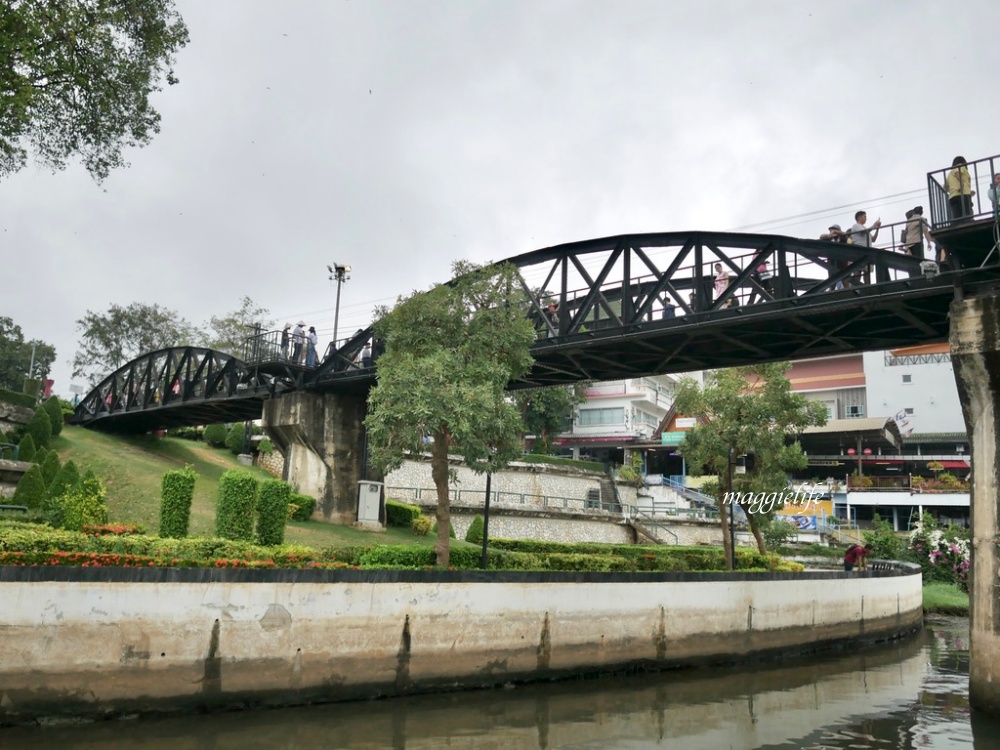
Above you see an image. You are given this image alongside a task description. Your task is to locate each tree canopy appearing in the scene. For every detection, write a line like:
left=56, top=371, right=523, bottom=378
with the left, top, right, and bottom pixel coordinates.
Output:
left=514, top=384, right=586, bottom=454
left=365, top=261, right=537, bottom=566
left=0, top=315, right=56, bottom=390
left=673, top=362, right=827, bottom=564
left=205, top=296, right=273, bottom=357
left=72, top=302, right=200, bottom=385
left=1, top=0, right=189, bottom=182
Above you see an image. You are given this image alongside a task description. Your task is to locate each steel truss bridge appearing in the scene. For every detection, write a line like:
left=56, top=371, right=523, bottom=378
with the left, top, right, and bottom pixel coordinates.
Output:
left=71, top=167, right=1000, bottom=434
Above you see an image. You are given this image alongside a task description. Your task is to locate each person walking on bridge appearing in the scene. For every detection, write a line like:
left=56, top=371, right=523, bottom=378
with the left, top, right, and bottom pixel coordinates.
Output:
left=947, top=156, right=974, bottom=221
left=905, top=206, right=934, bottom=260
left=291, top=321, right=305, bottom=364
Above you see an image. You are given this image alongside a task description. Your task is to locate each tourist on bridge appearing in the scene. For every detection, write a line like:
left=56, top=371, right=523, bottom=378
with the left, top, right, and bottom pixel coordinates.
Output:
left=306, top=326, right=318, bottom=367
left=820, top=224, right=850, bottom=289
left=848, top=211, right=880, bottom=247
left=713, top=263, right=730, bottom=301
left=280, top=323, right=291, bottom=360
left=362, top=342, right=373, bottom=368
left=988, top=173, right=1000, bottom=214
left=904, top=206, right=934, bottom=260
left=843, top=543, right=872, bottom=572
left=291, top=321, right=305, bottom=364
left=946, top=156, right=974, bottom=221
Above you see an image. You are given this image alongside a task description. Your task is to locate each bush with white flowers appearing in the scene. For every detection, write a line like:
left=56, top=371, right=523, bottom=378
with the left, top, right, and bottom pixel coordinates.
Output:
left=908, top=513, right=970, bottom=592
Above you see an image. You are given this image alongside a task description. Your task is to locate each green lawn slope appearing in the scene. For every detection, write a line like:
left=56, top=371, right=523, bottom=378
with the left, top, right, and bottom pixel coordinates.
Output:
left=52, top=425, right=448, bottom=549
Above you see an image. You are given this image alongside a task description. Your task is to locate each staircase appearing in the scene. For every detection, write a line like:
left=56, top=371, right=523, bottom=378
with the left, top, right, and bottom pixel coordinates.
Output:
left=599, top=474, right=621, bottom=512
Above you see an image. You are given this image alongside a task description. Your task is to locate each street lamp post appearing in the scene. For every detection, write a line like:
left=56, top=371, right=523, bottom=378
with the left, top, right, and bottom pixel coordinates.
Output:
left=327, top=263, right=351, bottom=349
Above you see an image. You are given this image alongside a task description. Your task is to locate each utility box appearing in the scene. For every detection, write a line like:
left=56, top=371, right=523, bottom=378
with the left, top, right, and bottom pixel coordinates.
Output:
left=356, top=480, right=385, bottom=529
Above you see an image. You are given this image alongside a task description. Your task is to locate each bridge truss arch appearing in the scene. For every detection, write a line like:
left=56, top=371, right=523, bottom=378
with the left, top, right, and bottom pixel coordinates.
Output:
left=70, top=347, right=289, bottom=431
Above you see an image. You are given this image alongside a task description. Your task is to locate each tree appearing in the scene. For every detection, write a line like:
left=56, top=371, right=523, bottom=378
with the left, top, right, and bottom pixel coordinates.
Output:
left=72, top=302, right=201, bottom=385
left=0, top=316, right=56, bottom=390
left=673, top=362, right=827, bottom=566
left=365, top=261, right=536, bottom=566
left=514, top=384, right=586, bottom=454
left=205, top=297, right=274, bottom=357
left=1, top=0, right=189, bottom=182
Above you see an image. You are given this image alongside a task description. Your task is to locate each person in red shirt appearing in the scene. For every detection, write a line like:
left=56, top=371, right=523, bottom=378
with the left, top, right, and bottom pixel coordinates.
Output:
left=844, top=544, right=873, bottom=572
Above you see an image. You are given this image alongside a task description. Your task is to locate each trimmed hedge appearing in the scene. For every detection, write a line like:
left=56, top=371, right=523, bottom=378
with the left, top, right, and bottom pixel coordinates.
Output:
left=159, top=466, right=197, bottom=539
left=59, top=475, right=109, bottom=531
left=257, top=479, right=291, bottom=546
left=386, top=499, right=422, bottom=527
left=289, top=493, right=316, bottom=521
left=215, top=469, right=258, bottom=541
left=411, top=516, right=431, bottom=535
left=0, top=387, right=35, bottom=409
left=42, top=397, right=64, bottom=437
left=13, top=464, right=47, bottom=509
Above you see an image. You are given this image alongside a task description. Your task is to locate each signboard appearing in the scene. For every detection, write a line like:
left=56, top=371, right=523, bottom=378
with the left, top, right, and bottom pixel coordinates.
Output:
left=661, top=431, right=687, bottom=446
left=675, top=417, right=697, bottom=428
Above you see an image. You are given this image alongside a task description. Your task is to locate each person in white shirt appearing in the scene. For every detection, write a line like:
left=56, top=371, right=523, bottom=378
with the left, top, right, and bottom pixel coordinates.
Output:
left=306, top=326, right=319, bottom=366
left=849, top=210, right=881, bottom=247
left=291, top=321, right=305, bottom=363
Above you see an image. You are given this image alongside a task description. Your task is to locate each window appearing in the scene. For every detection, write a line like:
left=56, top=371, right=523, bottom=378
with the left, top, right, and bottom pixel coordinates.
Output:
left=845, top=405, right=865, bottom=418
left=904, top=408, right=914, bottom=415
left=902, top=374, right=912, bottom=384
left=577, top=407, right=625, bottom=426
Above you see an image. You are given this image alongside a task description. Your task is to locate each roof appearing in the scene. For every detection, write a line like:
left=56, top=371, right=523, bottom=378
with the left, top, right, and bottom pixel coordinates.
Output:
left=801, top=417, right=895, bottom=434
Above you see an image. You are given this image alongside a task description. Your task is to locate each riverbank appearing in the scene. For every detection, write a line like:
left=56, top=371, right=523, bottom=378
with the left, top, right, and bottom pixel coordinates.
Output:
left=923, top=582, right=969, bottom=616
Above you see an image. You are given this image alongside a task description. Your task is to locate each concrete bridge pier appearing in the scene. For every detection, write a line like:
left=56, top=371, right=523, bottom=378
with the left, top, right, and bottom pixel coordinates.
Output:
left=950, top=294, right=1000, bottom=715
left=263, top=391, right=377, bottom=524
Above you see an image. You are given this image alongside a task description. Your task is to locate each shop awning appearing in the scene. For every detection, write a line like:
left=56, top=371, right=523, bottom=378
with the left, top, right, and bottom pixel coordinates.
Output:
left=937, top=460, right=970, bottom=469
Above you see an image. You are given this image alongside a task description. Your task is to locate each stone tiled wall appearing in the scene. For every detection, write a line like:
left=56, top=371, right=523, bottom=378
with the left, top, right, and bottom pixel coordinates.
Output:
left=255, top=449, right=284, bottom=479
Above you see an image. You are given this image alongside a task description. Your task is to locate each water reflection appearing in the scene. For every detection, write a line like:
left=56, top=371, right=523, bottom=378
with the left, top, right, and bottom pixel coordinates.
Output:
left=4, top=617, right=999, bottom=749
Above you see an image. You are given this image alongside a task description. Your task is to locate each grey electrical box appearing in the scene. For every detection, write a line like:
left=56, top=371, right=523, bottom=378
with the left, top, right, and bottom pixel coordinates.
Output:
left=357, top=481, right=384, bottom=523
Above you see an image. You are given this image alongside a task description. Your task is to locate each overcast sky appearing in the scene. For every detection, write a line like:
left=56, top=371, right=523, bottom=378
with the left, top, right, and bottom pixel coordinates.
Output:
left=4, top=0, right=1000, bottom=396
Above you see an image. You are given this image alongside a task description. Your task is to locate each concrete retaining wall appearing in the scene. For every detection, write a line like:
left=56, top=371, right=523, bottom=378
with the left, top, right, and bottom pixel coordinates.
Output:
left=0, top=565, right=923, bottom=724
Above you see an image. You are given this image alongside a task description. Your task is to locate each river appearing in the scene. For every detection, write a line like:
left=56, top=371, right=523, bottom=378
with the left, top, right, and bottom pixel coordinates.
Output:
left=3, top=616, right=997, bottom=749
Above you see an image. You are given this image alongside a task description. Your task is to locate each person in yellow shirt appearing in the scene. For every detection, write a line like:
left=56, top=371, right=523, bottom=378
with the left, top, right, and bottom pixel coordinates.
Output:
left=946, top=155, right=975, bottom=220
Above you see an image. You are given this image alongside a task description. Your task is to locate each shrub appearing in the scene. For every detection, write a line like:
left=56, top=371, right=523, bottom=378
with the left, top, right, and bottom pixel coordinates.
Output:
left=42, top=397, right=64, bottom=437
left=862, top=514, right=904, bottom=560
left=25, top=407, right=52, bottom=450
left=48, top=459, right=80, bottom=501
left=257, top=479, right=291, bottom=546
left=159, top=466, right=197, bottom=539
left=226, top=423, right=246, bottom=455
left=257, top=437, right=274, bottom=454
left=386, top=498, right=422, bottom=527
left=32, top=446, right=48, bottom=465
left=16, top=433, right=36, bottom=462
left=431, top=520, right=456, bottom=539
left=216, top=469, right=259, bottom=541
left=167, top=426, right=201, bottom=441
left=411, top=515, right=432, bottom=535
left=288, top=493, right=317, bottom=521
left=13, top=464, right=47, bottom=509
left=465, top=515, right=485, bottom=544
left=39, top=450, right=61, bottom=486
left=59, top=475, right=109, bottom=531
left=908, top=513, right=970, bottom=591
left=203, top=423, right=228, bottom=447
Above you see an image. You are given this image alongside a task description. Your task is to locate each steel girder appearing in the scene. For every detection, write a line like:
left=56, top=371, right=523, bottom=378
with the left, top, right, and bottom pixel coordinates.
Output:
left=69, top=347, right=290, bottom=431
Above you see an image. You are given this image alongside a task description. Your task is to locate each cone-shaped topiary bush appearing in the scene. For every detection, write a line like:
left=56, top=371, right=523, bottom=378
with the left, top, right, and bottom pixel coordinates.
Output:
left=48, top=459, right=80, bottom=500
left=25, top=407, right=52, bottom=451
left=32, top=446, right=48, bottom=465
left=256, top=479, right=291, bottom=546
left=13, top=464, right=47, bottom=509
left=465, top=515, right=485, bottom=544
left=216, top=469, right=258, bottom=541
left=160, top=466, right=197, bottom=538
left=42, top=396, right=64, bottom=437
left=39, top=449, right=61, bottom=486
left=17, top=433, right=36, bottom=462
left=226, top=423, right=245, bottom=455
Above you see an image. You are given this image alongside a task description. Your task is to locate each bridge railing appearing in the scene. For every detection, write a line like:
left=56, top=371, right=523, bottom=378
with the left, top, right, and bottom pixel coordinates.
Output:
left=0, top=443, right=19, bottom=461
left=529, top=241, right=927, bottom=340
left=926, top=153, right=1000, bottom=227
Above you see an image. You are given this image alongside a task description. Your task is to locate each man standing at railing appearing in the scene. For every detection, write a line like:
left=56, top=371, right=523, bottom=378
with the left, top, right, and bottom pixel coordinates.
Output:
left=843, top=543, right=872, bottom=572
left=849, top=211, right=881, bottom=248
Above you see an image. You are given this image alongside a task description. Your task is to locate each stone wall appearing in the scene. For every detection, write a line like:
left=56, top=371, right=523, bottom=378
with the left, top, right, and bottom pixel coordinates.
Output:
left=254, top=448, right=284, bottom=479
left=0, top=565, right=924, bottom=724
left=0, top=400, right=32, bottom=437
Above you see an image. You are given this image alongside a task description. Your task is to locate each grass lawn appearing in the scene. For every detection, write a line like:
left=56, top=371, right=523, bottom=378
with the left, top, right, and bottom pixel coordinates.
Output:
left=52, top=425, right=454, bottom=549
left=923, top=582, right=969, bottom=616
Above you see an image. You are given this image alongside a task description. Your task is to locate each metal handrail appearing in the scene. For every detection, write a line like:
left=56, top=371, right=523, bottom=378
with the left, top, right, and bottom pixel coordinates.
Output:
left=386, top=486, right=621, bottom=514
left=622, top=504, right=679, bottom=545
left=0, top=443, right=19, bottom=461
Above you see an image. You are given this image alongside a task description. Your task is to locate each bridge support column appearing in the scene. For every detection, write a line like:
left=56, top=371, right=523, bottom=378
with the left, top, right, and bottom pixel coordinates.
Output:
left=263, top=391, right=377, bottom=525
left=951, top=294, right=1000, bottom=715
